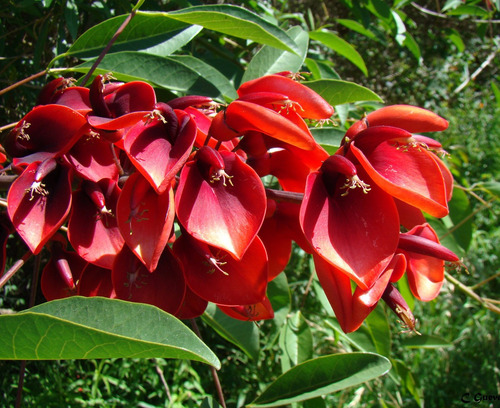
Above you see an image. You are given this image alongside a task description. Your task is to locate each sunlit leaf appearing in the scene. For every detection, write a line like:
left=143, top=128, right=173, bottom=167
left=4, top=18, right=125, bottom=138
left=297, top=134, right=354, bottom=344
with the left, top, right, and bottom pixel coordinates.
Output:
left=304, top=79, right=383, bottom=106
left=249, top=352, right=391, bottom=407
left=401, top=334, right=452, bottom=349
left=0, top=297, right=219, bottom=367
left=309, top=30, right=368, bottom=76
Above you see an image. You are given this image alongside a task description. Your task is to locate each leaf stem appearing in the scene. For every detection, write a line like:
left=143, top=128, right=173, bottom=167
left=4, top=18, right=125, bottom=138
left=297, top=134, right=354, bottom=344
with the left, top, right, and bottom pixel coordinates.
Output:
left=0, top=251, right=32, bottom=291
left=0, top=70, right=47, bottom=97
left=190, top=319, right=226, bottom=408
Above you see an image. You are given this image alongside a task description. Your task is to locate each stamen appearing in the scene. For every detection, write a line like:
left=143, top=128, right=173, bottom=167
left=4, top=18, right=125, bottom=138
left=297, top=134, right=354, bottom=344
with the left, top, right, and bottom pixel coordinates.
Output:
left=144, top=109, right=167, bottom=125
left=16, top=121, right=31, bottom=141
left=340, top=175, right=371, bottom=196
left=210, top=169, right=234, bottom=186
left=314, top=118, right=336, bottom=128
left=25, top=181, right=49, bottom=201
left=395, top=305, right=421, bottom=335
left=207, top=256, right=229, bottom=275
left=277, top=99, right=304, bottom=114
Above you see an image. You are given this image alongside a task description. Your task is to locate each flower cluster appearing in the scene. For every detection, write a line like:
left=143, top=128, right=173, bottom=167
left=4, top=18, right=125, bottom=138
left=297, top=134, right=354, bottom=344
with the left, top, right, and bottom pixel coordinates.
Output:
left=1, top=73, right=459, bottom=331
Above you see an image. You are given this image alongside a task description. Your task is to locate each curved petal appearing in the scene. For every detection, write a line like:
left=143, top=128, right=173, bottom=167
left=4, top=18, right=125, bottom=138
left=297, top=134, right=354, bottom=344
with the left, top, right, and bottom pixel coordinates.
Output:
left=350, top=141, right=449, bottom=217
left=78, top=264, right=116, bottom=298
left=173, top=234, right=268, bottom=306
left=7, top=162, right=72, bottom=254
left=218, top=295, right=274, bottom=321
left=112, top=245, right=186, bottom=315
left=300, top=168, right=399, bottom=290
left=175, top=151, right=266, bottom=260
left=116, top=173, right=175, bottom=272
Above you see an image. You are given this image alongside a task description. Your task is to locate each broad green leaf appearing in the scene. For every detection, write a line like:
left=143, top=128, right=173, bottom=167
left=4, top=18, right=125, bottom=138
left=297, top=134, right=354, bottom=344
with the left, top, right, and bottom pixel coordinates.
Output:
left=448, top=187, right=473, bottom=251
left=69, top=52, right=231, bottom=100
left=249, top=352, right=391, bottom=407
left=367, top=0, right=393, bottom=21
left=492, top=82, right=500, bottom=108
left=365, top=305, right=392, bottom=357
left=477, top=180, right=500, bottom=199
left=397, top=275, right=415, bottom=311
left=168, top=5, right=301, bottom=54
left=61, top=12, right=191, bottom=59
left=279, top=311, right=313, bottom=372
left=446, top=5, right=490, bottom=17
left=403, top=32, right=421, bottom=62
left=202, top=303, right=260, bottom=360
left=267, top=272, right=291, bottom=340
left=304, top=79, right=383, bottom=106
left=304, top=59, right=341, bottom=80
left=442, top=0, right=463, bottom=12
left=0, top=297, right=219, bottom=367
left=401, top=334, right=452, bottom=349
left=242, top=25, right=309, bottom=83
left=168, top=55, right=238, bottom=100
left=309, top=30, right=368, bottom=76
left=392, top=359, right=423, bottom=407
left=445, top=28, right=465, bottom=53
left=310, top=127, right=344, bottom=154
left=140, top=25, right=203, bottom=57
left=336, top=19, right=378, bottom=41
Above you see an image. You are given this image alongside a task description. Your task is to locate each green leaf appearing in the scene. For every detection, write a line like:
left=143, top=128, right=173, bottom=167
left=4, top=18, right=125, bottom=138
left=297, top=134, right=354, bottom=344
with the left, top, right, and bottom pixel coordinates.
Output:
left=477, top=180, right=500, bottom=199
left=336, top=19, right=378, bottom=41
left=69, top=52, right=233, bottom=100
left=279, top=311, right=313, bottom=372
left=401, top=334, right=452, bottom=349
left=242, top=25, right=309, bottom=83
left=446, top=5, right=490, bottom=17
left=249, top=352, right=391, bottom=407
left=309, top=30, right=368, bottom=76
left=0, top=297, right=219, bottom=367
left=304, top=79, right=383, bottom=106
left=310, top=127, right=345, bottom=154
left=492, top=82, right=500, bottom=108
left=168, top=5, right=301, bottom=54
left=448, top=187, right=473, bottom=251
left=61, top=12, right=191, bottom=59
left=392, top=359, right=423, bottom=406
left=442, top=0, right=463, bottom=12
left=403, top=32, right=421, bottom=62
left=267, top=272, right=291, bottom=336
left=202, top=303, right=260, bottom=360
left=365, top=305, right=392, bottom=357
left=445, top=28, right=465, bottom=53
left=140, top=25, right=203, bottom=57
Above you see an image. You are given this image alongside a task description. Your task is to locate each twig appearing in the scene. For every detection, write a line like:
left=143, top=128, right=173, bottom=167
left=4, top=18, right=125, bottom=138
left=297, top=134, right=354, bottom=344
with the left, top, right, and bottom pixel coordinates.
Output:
left=80, top=6, right=140, bottom=86
left=453, top=47, right=500, bottom=94
left=0, top=70, right=47, bottom=97
left=265, top=188, right=304, bottom=204
left=154, top=359, right=172, bottom=402
left=471, top=271, right=500, bottom=290
left=0, top=251, right=32, bottom=290
left=15, top=253, right=42, bottom=408
left=190, top=319, right=226, bottom=408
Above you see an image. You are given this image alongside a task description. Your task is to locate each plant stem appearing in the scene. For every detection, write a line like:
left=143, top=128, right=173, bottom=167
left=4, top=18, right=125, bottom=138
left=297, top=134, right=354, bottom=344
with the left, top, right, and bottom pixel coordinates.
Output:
left=0, top=251, right=32, bottom=290
left=265, top=188, right=304, bottom=204
left=0, top=70, right=47, bottom=97
left=190, top=319, right=226, bottom=408
left=80, top=8, right=139, bottom=86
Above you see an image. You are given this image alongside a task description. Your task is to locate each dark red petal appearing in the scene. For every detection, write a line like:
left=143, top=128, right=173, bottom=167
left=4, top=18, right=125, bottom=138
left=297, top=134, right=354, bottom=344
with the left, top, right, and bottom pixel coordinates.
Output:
left=175, top=151, right=266, bottom=260
left=116, top=173, right=175, bottom=271
left=68, top=180, right=124, bottom=269
left=7, top=163, right=72, bottom=254
left=225, top=101, right=317, bottom=151
left=4, top=105, right=87, bottom=161
left=175, top=286, right=208, bottom=319
left=78, top=264, right=116, bottom=298
left=124, top=110, right=197, bottom=193
left=218, top=295, right=274, bottom=321
left=41, top=248, right=87, bottom=301
left=64, top=135, right=119, bottom=183
left=112, top=245, right=186, bottom=315
left=107, top=81, right=156, bottom=116
left=173, top=234, right=268, bottom=306
left=300, top=168, right=399, bottom=290
left=237, top=75, right=334, bottom=120
left=350, top=141, right=449, bottom=217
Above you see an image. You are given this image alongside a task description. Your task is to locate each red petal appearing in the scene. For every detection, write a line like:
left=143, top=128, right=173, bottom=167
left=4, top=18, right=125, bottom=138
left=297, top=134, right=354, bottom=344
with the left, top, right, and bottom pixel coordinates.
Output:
left=124, top=110, right=196, bottom=193
left=300, top=168, right=399, bottom=290
left=68, top=180, right=124, bottom=269
left=366, top=105, right=448, bottom=133
left=116, top=173, right=175, bottom=271
left=78, top=264, right=116, bottom=298
left=218, top=295, right=274, bottom=321
left=7, top=163, right=72, bottom=254
left=350, top=141, right=449, bottom=217
left=175, top=151, right=266, bottom=260
left=112, top=245, right=186, bottom=314
left=173, top=234, right=268, bottom=306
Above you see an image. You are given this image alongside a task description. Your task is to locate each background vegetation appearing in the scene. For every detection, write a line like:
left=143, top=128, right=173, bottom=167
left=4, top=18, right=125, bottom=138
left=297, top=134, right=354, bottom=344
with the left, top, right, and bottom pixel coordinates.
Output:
left=1, top=0, right=499, bottom=407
